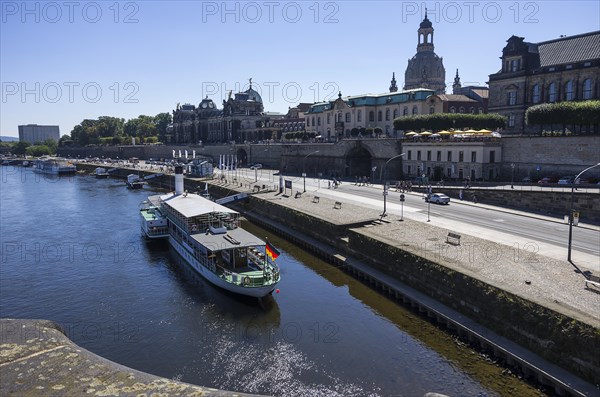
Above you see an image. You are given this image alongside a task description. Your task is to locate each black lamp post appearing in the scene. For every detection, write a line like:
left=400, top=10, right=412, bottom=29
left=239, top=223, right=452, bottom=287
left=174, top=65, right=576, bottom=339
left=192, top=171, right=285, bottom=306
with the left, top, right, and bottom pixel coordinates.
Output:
left=381, top=153, right=405, bottom=217
left=568, top=162, right=600, bottom=262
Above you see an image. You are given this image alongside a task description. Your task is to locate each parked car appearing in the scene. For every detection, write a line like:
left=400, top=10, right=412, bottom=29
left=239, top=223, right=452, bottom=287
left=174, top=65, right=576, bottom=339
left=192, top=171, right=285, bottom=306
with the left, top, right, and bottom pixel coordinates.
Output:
left=250, top=163, right=263, bottom=169
left=522, top=176, right=532, bottom=183
left=557, top=176, right=574, bottom=184
left=425, top=193, right=451, bottom=205
left=537, top=176, right=559, bottom=184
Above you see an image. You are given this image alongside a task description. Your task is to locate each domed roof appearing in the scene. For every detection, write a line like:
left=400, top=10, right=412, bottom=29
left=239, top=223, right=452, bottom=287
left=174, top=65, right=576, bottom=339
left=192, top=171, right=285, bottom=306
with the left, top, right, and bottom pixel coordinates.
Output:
left=420, top=16, right=432, bottom=29
left=199, top=96, right=216, bottom=110
left=244, top=86, right=262, bottom=103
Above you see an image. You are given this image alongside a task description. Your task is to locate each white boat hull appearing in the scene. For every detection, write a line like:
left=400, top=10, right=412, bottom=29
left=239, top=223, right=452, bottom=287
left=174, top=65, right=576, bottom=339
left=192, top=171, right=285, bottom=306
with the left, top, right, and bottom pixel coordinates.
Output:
left=169, top=236, right=277, bottom=298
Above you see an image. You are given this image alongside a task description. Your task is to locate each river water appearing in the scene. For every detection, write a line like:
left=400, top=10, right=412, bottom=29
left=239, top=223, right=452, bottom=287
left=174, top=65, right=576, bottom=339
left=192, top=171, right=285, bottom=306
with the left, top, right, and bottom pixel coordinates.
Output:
left=0, top=168, right=543, bottom=396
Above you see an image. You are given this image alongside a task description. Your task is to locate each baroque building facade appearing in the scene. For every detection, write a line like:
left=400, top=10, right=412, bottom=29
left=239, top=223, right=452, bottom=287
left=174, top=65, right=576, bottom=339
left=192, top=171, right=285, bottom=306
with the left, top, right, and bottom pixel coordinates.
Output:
left=488, top=31, right=600, bottom=134
left=168, top=81, right=273, bottom=144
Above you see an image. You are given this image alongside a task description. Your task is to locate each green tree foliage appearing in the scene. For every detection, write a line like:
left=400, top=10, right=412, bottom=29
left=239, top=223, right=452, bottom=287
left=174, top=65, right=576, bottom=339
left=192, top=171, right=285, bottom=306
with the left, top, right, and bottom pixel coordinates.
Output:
left=154, top=112, right=172, bottom=142
left=25, top=145, right=52, bottom=156
left=393, top=113, right=506, bottom=131
left=11, top=141, right=30, bottom=155
left=68, top=113, right=171, bottom=146
left=525, top=100, right=600, bottom=135
left=58, top=135, right=73, bottom=147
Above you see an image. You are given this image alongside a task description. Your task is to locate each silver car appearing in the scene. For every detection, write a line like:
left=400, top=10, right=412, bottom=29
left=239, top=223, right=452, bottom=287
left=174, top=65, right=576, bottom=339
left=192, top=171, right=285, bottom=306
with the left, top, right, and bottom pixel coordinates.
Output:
left=426, top=193, right=451, bottom=205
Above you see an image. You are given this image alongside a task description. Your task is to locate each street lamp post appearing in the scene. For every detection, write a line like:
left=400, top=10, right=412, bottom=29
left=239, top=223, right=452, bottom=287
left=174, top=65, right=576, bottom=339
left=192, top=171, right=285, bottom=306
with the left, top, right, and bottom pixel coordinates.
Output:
left=510, top=163, right=515, bottom=189
left=303, top=150, right=319, bottom=192
left=381, top=153, right=406, bottom=217
left=568, top=162, right=600, bottom=262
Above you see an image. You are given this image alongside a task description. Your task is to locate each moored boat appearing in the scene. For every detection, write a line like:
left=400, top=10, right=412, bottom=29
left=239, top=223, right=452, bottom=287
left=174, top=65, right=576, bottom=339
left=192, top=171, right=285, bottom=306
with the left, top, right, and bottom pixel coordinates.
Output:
left=33, top=157, right=76, bottom=175
left=126, top=174, right=145, bottom=189
left=140, top=166, right=280, bottom=298
left=94, top=167, right=109, bottom=179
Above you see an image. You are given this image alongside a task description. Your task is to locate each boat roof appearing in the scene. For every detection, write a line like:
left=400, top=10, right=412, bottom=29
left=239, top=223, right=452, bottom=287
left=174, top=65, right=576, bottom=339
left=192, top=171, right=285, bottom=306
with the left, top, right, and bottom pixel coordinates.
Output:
left=192, top=227, right=265, bottom=251
left=160, top=192, right=238, bottom=218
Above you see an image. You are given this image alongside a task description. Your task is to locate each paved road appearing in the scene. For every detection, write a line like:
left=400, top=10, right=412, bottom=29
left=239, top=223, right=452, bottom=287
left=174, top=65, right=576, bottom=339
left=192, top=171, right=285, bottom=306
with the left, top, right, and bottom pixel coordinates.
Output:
left=238, top=168, right=599, bottom=272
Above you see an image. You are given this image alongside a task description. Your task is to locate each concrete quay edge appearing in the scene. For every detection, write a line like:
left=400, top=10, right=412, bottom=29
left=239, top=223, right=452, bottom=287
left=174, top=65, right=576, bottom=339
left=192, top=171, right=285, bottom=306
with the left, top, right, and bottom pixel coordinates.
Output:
left=0, top=318, right=267, bottom=397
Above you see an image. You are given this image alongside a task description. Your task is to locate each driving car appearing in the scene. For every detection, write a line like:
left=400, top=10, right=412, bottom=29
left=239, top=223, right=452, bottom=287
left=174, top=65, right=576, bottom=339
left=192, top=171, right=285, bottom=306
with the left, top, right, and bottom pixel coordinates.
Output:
left=557, top=176, right=574, bottom=184
left=537, top=176, right=559, bottom=184
left=425, top=193, right=451, bottom=204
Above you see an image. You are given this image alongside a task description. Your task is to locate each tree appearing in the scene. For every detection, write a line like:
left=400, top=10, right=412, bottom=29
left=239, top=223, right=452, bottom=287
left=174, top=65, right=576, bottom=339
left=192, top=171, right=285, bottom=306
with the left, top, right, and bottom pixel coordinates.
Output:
left=526, top=100, right=600, bottom=135
left=26, top=145, right=52, bottom=156
left=12, top=141, right=30, bottom=155
left=58, top=134, right=73, bottom=147
left=393, top=113, right=506, bottom=132
left=154, top=112, right=172, bottom=142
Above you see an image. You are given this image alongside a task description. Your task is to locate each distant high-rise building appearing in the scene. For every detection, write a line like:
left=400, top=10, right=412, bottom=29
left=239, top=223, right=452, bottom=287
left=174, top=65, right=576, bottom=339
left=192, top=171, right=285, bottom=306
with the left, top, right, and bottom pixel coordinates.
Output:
left=18, top=124, right=60, bottom=144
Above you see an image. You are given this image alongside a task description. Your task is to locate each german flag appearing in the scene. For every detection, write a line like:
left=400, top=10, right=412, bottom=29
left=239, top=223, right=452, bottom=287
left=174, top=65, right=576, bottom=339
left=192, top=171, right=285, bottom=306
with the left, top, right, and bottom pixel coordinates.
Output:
left=265, top=241, right=280, bottom=261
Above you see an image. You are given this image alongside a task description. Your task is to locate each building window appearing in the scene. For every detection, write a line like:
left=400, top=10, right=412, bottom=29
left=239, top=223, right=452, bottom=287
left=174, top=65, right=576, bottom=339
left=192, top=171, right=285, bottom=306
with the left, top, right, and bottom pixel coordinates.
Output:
left=393, top=109, right=398, bottom=118
left=490, top=151, right=496, bottom=163
left=479, top=107, right=483, bottom=113
left=447, top=151, right=452, bottom=162
left=565, top=80, right=574, bottom=101
left=471, top=151, right=477, bottom=162
left=429, top=107, right=435, bottom=114
left=437, top=151, right=441, bottom=161
left=357, top=110, right=362, bottom=122
left=459, top=106, right=465, bottom=113
left=412, top=106, right=418, bottom=115
left=369, top=111, right=375, bottom=122
left=378, top=111, right=382, bottom=121
left=507, top=91, right=517, bottom=105
left=417, top=151, right=421, bottom=160
left=510, top=59, right=519, bottom=72
left=508, top=113, right=515, bottom=127
left=403, top=107, right=409, bottom=116
left=345, top=112, right=351, bottom=123
left=385, top=109, right=390, bottom=121
left=470, top=107, right=475, bottom=114
left=427, top=151, right=431, bottom=161
left=548, top=82, right=557, bottom=102
left=317, top=116, right=321, bottom=126
left=532, top=84, right=540, bottom=104
left=327, top=113, right=331, bottom=124
left=450, top=106, right=456, bottom=113
left=458, top=151, right=464, bottom=162
left=407, top=150, right=412, bottom=160
left=583, top=79, right=593, bottom=99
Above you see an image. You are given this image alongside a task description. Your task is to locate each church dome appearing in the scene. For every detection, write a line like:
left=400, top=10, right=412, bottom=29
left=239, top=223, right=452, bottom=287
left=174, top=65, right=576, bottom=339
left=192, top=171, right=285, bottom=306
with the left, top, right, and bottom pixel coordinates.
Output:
left=420, top=16, right=432, bottom=29
left=244, top=87, right=263, bottom=103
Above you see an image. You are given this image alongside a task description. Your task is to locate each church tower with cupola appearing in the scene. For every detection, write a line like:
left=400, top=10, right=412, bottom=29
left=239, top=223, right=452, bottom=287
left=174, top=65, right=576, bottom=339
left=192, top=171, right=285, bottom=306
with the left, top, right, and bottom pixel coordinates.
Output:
left=403, top=10, right=446, bottom=94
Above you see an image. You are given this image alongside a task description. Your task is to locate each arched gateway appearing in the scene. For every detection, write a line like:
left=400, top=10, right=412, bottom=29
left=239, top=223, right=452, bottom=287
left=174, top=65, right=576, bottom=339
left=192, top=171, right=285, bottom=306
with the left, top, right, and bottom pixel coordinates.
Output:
left=344, top=145, right=373, bottom=178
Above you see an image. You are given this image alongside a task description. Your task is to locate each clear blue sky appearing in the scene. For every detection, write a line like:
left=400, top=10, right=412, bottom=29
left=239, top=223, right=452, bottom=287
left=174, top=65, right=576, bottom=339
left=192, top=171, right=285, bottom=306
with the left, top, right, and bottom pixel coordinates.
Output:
left=1, top=1, right=599, bottom=138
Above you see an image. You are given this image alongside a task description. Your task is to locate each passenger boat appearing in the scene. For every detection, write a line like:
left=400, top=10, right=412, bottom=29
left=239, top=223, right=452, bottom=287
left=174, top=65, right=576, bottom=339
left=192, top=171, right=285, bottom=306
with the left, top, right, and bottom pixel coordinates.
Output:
left=140, top=166, right=280, bottom=298
left=126, top=174, right=145, bottom=189
left=94, top=167, right=109, bottom=179
left=33, top=157, right=76, bottom=175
